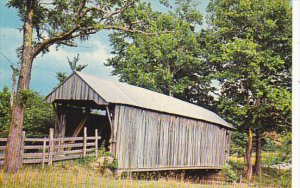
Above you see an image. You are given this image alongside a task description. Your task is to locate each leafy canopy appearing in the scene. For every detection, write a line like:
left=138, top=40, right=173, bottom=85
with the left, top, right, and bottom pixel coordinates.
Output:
left=7, top=0, right=154, bottom=59
left=106, top=0, right=215, bottom=108
left=206, top=0, right=291, bottom=132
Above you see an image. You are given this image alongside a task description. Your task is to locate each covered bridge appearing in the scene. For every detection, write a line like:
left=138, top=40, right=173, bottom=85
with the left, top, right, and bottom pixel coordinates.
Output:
left=45, top=71, right=234, bottom=171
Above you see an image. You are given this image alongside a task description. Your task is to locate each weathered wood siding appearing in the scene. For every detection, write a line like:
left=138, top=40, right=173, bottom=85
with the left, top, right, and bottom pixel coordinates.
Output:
left=114, top=105, right=229, bottom=170
left=45, top=74, right=107, bottom=105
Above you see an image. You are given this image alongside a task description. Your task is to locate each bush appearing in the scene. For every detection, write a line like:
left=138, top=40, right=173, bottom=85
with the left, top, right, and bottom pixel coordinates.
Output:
left=221, top=164, right=237, bottom=183
left=95, top=141, right=118, bottom=172
left=100, top=151, right=118, bottom=171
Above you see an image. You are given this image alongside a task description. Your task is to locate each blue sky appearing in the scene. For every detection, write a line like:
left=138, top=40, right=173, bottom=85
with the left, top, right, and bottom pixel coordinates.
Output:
left=0, top=0, right=209, bottom=96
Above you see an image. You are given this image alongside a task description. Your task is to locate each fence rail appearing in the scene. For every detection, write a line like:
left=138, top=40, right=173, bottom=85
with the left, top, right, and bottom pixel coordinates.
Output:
left=0, top=127, right=101, bottom=167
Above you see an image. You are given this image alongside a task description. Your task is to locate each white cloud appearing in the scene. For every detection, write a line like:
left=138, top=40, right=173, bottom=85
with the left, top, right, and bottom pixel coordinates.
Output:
left=0, top=28, right=118, bottom=95
left=31, top=34, right=118, bottom=95
left=34, top=36, right=114, bottom=72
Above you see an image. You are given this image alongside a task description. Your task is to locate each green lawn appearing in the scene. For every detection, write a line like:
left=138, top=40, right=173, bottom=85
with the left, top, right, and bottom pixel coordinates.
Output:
left=0, top=166, right=253, bottom=188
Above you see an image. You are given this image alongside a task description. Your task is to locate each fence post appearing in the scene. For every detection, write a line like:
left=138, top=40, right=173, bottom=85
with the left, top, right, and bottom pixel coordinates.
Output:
left=83, top=127, right=87, bottom=157
left=20, top=131, right=26, bottom=167
left=42, top=137, right=47, bottom=169
left=95, top=129, right=98, bottom=158
left=48, top=128, right=54, bottom=166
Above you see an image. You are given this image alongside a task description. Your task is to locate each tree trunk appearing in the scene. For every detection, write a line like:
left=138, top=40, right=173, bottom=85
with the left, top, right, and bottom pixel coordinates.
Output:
left=246, top=127, right=253, bottom=183
left=255, top=130, right=262, bottom=179
left=4, top=1, right=34, bottom=173
left=10, top=71, right=16, bottom=109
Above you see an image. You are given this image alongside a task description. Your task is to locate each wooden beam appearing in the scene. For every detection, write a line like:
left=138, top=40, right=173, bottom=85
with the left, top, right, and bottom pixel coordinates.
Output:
left=119, top=166, right=222, bottom=172
left=48, top=129, right=54, bottom=166
left=59, top=114, right=66, bottom=138
left=72, top=116, right=88, bottom=138
left=83, top=127, right=87, bottom=157
left=52, top=103, right=59, bottom=137
left=106, top=106, right=115, bottom=154
left=106, top=106, right=113, bottom=131
left=112, top=105, right=119, bottom=157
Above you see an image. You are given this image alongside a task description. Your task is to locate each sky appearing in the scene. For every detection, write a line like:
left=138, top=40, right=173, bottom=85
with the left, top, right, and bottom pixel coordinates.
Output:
left=0, top=0, right=209, bottom=96
left=0, top=1, right=118, bottom=95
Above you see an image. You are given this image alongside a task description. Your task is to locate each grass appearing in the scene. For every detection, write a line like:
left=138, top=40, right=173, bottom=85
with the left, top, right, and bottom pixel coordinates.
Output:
left=0, top=167, right=232, bottom=188
left=0, top=164, right=257, bottom=188
left=227, top=158, right=291, bottom=188
left=0, top=166, right=290, bottom=188
left=0, top=158, right=291, bottom=188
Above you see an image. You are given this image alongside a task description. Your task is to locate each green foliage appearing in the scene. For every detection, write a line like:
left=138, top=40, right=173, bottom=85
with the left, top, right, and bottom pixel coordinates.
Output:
left=278, top=132, right=291, bottom=163
left=206, top=0, right=291, bottom=179
left=98, top=141, right=118, bottom=171
left=56, top=54, right=87, bottom=84
left=55, top=72, right=68, bottom=84
left=206, top=0, right=291, bottom=136
left=229, top=158, right=291, bottom=186
left=0, top=86, right=11, bottom=137
left=23, top=92, right=54, bottom=138
left=106, top=1, right=215, bottom=108
left=102, top=152, right=118, bottom=171
left=221, top=164, right=237, bottom=183
left=262, top=154, right=280, bottom=167
left=74, top=156, right=95, bottom=165
left=20, top=89, right=36, bottom=106
left=0, top=86, right=54, bottom=138
left=230, top=132, right=247, bottom=157
left=262, top=132, right=291, bottom=166
left=68, top=54, right=87, bottom=72
left=7, top=0, right=161, bottom=59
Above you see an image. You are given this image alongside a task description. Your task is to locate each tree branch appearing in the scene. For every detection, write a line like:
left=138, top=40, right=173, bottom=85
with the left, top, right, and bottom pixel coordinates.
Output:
left=33, top=26, right=79, bottom=57
left=32, top=1, right=157, bottom=58
left=77, top=0, right=87, bottom=19
left=103, top=25, right=153, bottom=35
left=106, top=1, right=134, bottom=19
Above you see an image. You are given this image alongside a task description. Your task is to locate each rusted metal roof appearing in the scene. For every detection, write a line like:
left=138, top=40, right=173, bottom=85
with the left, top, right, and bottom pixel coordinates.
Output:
left=45, top=72, right=234, bottom=129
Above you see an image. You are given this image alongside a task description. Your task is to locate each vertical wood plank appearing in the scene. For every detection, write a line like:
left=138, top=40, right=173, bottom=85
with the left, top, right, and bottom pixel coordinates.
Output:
left=48, top=128, right=54, bottom=166
left=20, top=131, right=26, bottom=166
left=112, top=105, right=120, bottom=157
left=115, top=105, right=230, bottom=170
left=42, top=137, right=47, bottom=169
left=83, top=127, right=87, bottom=157
left=95, top=129, right=98, bottom=158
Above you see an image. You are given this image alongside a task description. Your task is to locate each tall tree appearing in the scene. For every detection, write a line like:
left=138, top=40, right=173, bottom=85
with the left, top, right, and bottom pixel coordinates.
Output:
left=106, top=1, right=215, bottom=108
left=56, top=54, right=87, bottom=84
left=68, top=54, right=87, bottom=72
left=206, top=0, right=291, bottom=181
left=55, top=72, right=68, bottom=84
left=5, top=0, right=153, bottom=173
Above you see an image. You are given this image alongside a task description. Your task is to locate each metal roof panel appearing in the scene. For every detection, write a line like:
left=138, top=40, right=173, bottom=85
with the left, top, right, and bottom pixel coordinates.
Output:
left=75, top=72, right=233, bottom=129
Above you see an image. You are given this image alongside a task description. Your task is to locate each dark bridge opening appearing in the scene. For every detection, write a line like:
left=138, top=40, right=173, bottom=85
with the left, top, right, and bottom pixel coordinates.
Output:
left=53, top=100, right=112, bottom=150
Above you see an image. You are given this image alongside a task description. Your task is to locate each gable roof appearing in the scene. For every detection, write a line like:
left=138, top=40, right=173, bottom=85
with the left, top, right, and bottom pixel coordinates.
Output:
left=45, top=71, right=234, bottom=129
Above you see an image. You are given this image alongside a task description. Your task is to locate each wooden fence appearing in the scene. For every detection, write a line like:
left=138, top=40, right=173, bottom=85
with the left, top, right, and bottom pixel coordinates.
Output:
left=0, top=127, right=101, bottom=167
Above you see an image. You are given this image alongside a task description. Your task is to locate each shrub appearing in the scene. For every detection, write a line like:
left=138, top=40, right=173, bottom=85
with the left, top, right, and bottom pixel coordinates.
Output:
left=101, top=151, right=118, bottom=171
left=221, top=164, right=237, bottom=183
left=95, top=141, right=118, bottom=172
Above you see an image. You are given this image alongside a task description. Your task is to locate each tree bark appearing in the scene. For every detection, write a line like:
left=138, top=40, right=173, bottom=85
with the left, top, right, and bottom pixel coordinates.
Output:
left=10, top=71, right=16, bottom=110
left=246, top=127, right=253, bottom=183
left=4, top=0, right=34, bottom=173
left=255, top=130, right=262, bottom=179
